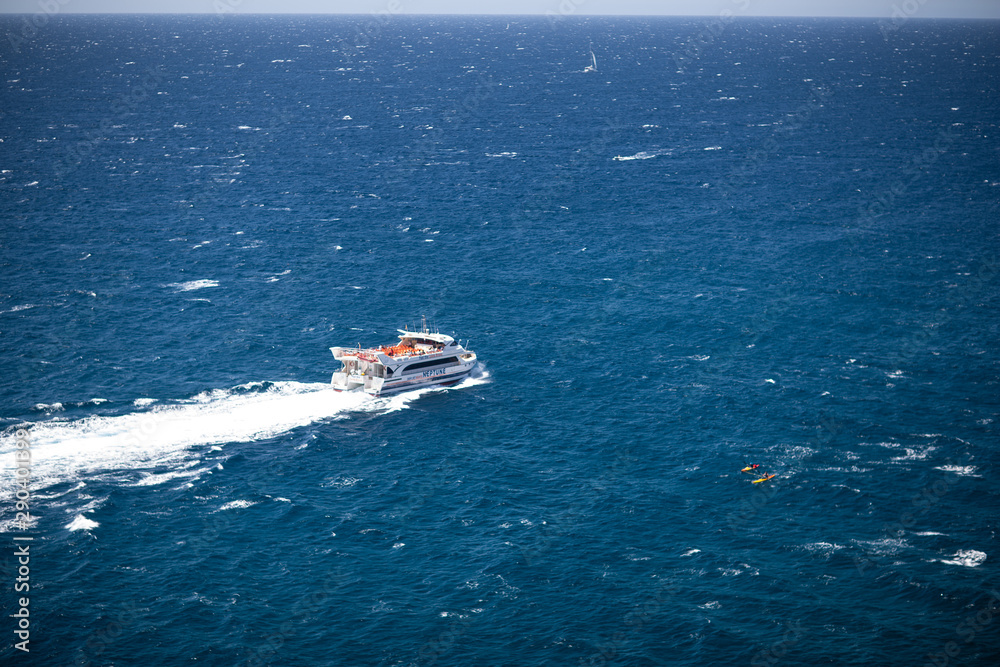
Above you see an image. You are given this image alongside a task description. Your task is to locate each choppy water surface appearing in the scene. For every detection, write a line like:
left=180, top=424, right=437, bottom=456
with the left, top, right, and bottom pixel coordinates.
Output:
left=0, top=14, right=998, bottom=666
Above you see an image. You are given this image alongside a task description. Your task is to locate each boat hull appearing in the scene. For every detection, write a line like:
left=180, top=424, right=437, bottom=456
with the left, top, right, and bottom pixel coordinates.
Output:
left=332, top=361, right=477, bottom=397
left=372, top=364, right=475, bottom=396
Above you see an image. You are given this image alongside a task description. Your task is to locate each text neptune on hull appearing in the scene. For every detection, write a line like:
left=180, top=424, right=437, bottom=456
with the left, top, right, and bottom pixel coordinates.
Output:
left=330, top=320, right=478, bottom=397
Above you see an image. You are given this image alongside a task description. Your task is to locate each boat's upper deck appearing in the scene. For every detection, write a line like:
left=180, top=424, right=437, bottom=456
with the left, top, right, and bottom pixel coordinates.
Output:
left=343, top=336, right=451, bottom=363
left=376, top=339, right=444, bottom=359
left=332, top=321, right=461, bottom=364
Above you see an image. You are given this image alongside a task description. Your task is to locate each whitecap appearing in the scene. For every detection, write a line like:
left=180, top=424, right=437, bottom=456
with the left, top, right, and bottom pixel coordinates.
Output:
left=801, top=542, right=846, bottom=554
left=891, top=446, right=935, bottom=462
left=34, top=481, right=87, bottom=500
left=324, top=476, right=361, bottom=489
left=167, top=279, right=219, bottom=292
left=66, top=515, right=99, bottom=531
left=854, top=537, right=908, bottom=555
left=937, top=550, right=986, bottom=567
left=0, top=304, right=37, bottom=315
left=613, top=149, right=670, bottom=161
left=78, top=496, right=107, bottom=514
left=216, top=500, right=258, bottom=512
left=125, top=465, right=210, bottom=487
left=934, top=465, right=979, bottom=477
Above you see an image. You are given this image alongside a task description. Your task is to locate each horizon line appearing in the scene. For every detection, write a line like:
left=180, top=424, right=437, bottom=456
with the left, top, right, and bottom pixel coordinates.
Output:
left=0, top=11, right=998, bottom=19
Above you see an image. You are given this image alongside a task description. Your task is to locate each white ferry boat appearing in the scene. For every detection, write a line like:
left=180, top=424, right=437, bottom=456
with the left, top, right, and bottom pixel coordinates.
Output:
left=330, top=320, right=478, bottom=397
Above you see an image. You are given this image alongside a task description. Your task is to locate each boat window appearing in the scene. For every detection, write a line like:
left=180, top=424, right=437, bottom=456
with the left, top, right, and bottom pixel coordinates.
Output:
left=401, top=356, right=458, bottom=373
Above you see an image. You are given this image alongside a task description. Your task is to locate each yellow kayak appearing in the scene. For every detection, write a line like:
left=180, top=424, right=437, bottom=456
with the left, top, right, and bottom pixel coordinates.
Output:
left=752, top=474, right=776, bottom=484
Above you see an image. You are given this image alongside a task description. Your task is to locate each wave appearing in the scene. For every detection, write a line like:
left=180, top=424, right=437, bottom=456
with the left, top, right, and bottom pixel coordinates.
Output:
left=0, top=304, right=38, bottom=315
left=933, top=464, right=980, bottom=477
left=215, top=500, right=259, bottom=512
left=166, top=279, right=219, bottom=292
left=66, top=515, right=100, bottom=531
left=853, top=537, right=910, bottom=556
left=935, top=549, right=987, bottom=568
left=890, top=446, right=936, bottom=462
left=799, top=542, right=846, bottom=558
left=613, top=149, right=672, bottom=161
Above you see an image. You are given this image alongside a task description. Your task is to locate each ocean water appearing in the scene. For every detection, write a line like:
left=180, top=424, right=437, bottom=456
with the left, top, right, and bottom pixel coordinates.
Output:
left=1, top=13, right=998, bottom=666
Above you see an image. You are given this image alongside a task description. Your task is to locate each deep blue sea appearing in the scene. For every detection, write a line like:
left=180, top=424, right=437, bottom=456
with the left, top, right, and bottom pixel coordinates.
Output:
left=1, top=13, right=999, bottom=666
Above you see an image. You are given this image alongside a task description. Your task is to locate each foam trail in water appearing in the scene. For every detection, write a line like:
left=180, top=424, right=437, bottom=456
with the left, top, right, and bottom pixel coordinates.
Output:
left=0, top=382, right=369, bottom=494
left=457, top=367, right=491, bottom=389
left=1, top=372, right=491, bottom=501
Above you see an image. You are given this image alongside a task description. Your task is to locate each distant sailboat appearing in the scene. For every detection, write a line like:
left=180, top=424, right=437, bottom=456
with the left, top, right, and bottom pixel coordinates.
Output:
left=584, top=49, right=597, bottom=72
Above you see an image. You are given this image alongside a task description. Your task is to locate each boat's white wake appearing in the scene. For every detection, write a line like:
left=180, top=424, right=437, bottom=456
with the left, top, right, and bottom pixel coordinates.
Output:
left=0, top=371, right=490, bottom=506
left=0, top=382, right=361, bottom=495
